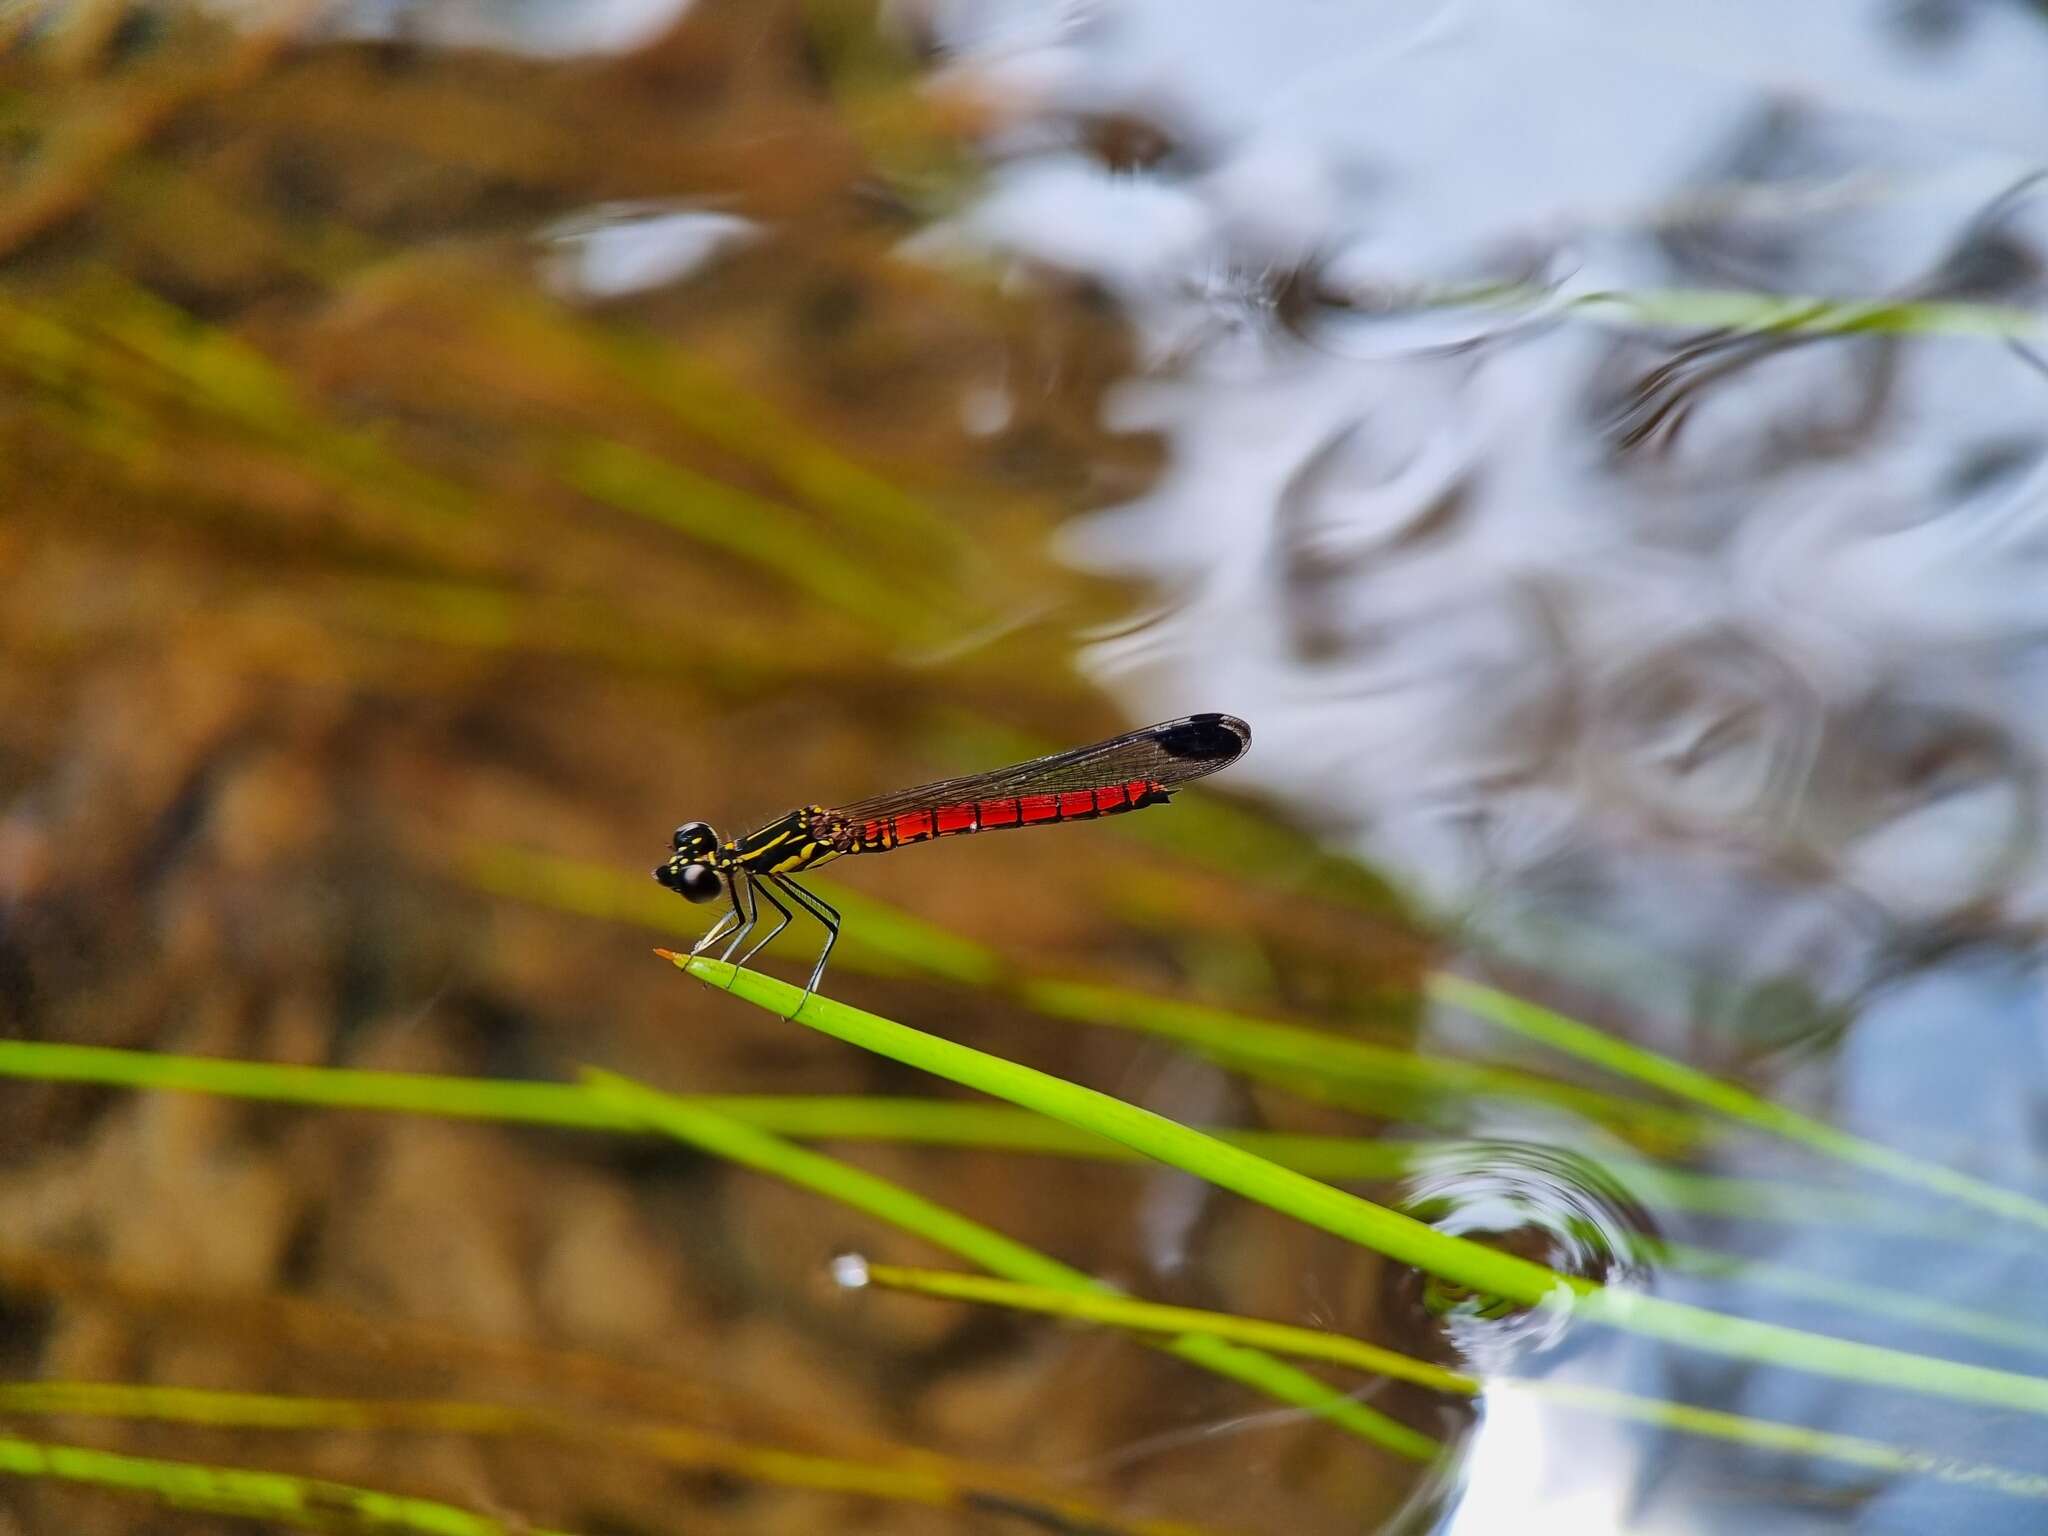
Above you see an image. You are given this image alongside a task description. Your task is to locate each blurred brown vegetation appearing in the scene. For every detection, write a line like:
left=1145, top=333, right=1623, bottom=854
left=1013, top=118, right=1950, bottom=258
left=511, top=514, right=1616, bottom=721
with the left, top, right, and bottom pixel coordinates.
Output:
left=0, top=4, right=1425, bottom=1532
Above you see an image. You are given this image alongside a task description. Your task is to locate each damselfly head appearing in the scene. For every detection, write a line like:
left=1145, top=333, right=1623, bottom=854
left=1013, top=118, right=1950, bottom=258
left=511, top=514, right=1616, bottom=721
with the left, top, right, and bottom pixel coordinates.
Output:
left=655, top=858, right=723, bottom=903
left=657, top=822, right=723, bottom=902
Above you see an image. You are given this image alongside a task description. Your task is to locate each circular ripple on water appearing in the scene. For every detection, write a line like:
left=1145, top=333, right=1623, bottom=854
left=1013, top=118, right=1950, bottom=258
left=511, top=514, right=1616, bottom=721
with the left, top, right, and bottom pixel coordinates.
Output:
left=1383, top=1140, right=1661, bottom=1371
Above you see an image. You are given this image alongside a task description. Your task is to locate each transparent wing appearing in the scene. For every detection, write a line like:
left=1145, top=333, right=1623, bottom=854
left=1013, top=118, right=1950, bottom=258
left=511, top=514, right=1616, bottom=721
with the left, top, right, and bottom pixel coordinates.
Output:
left=825, top=714, right=1250, bottom=822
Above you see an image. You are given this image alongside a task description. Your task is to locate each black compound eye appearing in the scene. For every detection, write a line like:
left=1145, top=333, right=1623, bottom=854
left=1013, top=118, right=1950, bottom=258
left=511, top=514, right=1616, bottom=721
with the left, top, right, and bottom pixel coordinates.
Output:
left=665, top=862, right=723, bottom=903
left=672, top=820, right=713, bottom=853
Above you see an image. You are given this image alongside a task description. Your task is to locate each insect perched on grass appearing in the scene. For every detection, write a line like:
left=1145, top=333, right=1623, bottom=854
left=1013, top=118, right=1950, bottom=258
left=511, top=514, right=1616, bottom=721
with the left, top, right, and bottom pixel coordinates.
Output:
left=656, top=713, right=1251, bottom=1004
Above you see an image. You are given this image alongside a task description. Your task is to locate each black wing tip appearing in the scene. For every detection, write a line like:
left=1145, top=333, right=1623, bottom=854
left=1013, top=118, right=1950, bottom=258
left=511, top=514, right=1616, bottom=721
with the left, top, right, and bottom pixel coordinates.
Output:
left=1155, top=712, right=1251, bottom=762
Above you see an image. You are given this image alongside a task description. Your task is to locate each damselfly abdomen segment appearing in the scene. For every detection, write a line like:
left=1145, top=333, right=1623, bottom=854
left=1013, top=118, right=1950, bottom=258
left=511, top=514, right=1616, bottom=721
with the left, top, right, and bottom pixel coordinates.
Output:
left=655, top=712, right=1250, bottom=1006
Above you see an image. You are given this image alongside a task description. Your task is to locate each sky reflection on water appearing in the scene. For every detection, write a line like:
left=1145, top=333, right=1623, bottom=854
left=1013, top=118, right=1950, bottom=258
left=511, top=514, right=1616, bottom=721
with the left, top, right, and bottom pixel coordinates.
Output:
left=918, top=3, right=2048, bottom=1531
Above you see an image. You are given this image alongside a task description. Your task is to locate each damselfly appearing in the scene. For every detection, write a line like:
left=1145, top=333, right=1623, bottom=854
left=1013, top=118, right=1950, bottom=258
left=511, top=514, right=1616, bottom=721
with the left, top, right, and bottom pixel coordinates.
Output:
left=657, top=713, right=1251, bottom=1003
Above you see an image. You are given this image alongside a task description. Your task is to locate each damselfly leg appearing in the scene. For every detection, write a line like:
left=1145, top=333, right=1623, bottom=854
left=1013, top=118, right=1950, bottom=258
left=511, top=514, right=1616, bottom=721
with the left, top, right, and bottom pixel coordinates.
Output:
left=718, top=872, right=767, bottom=963
left=692, top=875, right=747, bottom=957
left=732, top=876, right=794, bottom=968
left=687, top=868, right=827, bottom=1011
left=767, top=872, right=840, bottom=1010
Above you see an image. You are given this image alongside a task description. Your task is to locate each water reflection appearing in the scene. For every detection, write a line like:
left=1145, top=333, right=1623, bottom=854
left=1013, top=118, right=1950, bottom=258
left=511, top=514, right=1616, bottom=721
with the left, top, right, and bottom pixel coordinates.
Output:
left=316, top=0, right=690, bottom=55
left=541, top=202, right=760, bottom=301
left=931, top=2, right=2048, bottom=923
left=1392, top=1141, right=1658, bottom=1369
left=1811, top=693, right=2035, bottom=922
left=929, top=0, right=2048, bottom=1529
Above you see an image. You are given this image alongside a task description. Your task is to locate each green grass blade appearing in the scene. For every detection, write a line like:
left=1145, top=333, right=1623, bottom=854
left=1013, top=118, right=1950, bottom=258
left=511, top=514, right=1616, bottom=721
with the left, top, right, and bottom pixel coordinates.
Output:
left=0, top=1383, right=1209, bottom=1536
left=7, top=1031, right=2016, bottom=1360
left=562, top=438, right=952, bottom=643
left=1534, top=1382, right=2048, bottom=1501
left=0, top=1045, right=2017, bottom=1371
left=1573, top=1159, right=1969, bottom=1238
left=1355, top=277, right=2048, bottom=345
left=670, top=956, right=1614, bottom=1296
left=480, top=798, right=2048, bottom=1230
left=859, top=1264, right=2048, bottom=1503
left=6, top=1037, right=2010, bottom=1361
left=0, top=1381, right=545, bottom=1432
left=0, top=1037, right=1976, bottom=1249
left=479, top=837, right=2044, bottom=1235
left=601, top=331, right=975, bottom=562
left=582, top=1070, right=1082, bottom=1284
left=464, top=844, right=1702, bottom=1144
left=0, top=1430, right=575, bottom=1536
left=581, top=1071, right=1440, bottom=1462
left=0, top=1039, right=631, bottom=1130
left=675, top=955, right=2048, bottom=1421
left=0, top=1039, right=1924, bottom=1242
left=1431, top=974, right=2048, bottom=1236
left=1570, top=285, right=2047, bottom=342
left=1022, top=978, right=1709, bottom=1151
left=1656, top=1242, right=2048, bottom=1361
left=858, top=1262, right=1475, bottom=1392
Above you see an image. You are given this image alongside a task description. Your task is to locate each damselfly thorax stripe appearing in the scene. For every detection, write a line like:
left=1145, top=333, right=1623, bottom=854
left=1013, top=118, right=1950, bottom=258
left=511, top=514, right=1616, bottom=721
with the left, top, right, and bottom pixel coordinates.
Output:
left=655, top=713, right=1250, bottom=1007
